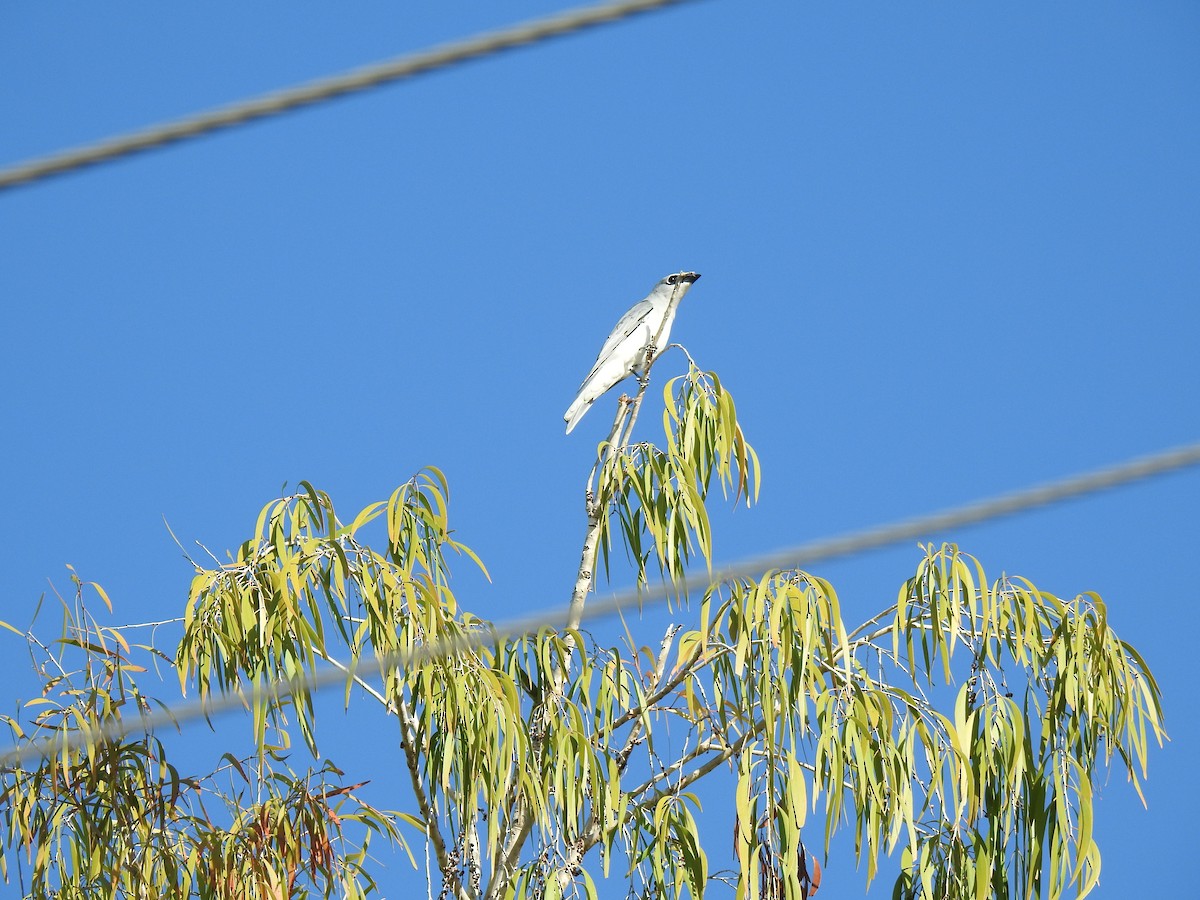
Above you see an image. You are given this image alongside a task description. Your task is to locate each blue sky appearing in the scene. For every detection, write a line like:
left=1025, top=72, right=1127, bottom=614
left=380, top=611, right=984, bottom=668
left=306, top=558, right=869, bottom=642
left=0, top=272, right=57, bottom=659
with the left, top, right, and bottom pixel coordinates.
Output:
left=2, top=1, right=1198, bottom=896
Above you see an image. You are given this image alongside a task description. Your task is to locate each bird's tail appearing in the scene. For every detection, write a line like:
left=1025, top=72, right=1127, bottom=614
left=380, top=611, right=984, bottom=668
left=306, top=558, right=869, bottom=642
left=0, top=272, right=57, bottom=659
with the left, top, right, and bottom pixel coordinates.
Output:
left=563, top=396, right=593, bottom=434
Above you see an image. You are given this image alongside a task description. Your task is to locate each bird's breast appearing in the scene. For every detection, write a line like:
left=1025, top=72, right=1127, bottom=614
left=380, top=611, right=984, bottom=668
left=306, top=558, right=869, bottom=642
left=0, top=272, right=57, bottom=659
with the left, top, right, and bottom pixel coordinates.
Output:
left=628, top=323, right=656, bottom=376
left=631, top=312, right=673, bottom=376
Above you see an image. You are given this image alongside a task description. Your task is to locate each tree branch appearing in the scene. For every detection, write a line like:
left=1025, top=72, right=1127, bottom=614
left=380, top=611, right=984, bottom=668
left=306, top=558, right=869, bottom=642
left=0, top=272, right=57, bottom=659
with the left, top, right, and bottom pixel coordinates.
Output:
left=615, top=625, right=681, bottom=771
left=311, top=644, right=456, bottom=888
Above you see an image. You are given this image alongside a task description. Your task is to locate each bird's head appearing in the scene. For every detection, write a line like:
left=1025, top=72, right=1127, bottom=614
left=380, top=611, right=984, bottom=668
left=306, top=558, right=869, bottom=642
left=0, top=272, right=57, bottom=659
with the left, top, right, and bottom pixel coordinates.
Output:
left=662, top=271, right=700, bottom=287
left=657, top=271, right=700, bottom=297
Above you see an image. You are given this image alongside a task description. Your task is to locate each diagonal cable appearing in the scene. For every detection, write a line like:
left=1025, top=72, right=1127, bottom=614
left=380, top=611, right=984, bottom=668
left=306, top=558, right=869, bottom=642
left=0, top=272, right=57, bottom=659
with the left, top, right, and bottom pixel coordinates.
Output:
left=620, top=438, right=1200, bottom=599
left=2, top=438, right=1198, bottom=768
left=0, top=0, right=703, bottom=192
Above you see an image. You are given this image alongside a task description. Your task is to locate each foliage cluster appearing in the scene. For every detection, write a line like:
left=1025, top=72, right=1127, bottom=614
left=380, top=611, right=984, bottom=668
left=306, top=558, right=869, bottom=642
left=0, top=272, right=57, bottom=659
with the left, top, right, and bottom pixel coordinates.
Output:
left=0, top=365, right=1165, bottom=900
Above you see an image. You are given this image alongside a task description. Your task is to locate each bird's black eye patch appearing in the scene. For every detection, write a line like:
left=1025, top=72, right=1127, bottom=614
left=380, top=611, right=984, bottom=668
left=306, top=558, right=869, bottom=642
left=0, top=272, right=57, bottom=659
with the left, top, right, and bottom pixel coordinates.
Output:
left=666, top=275, right=678, bottom=284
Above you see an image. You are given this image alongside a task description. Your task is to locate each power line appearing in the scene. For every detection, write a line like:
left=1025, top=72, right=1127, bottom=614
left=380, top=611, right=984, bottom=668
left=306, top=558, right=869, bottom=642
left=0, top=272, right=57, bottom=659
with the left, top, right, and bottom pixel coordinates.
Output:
left=0, top=0, right=703, bottom=193
left=2, top=438, right=1197, bottom=769
left=611, top=438, right=1200, bottom=601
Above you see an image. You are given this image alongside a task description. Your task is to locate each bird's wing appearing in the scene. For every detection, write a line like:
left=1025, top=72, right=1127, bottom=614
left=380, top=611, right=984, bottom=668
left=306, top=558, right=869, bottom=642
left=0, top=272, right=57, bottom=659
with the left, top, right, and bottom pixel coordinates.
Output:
left=577, top=297, right=657, bottom=388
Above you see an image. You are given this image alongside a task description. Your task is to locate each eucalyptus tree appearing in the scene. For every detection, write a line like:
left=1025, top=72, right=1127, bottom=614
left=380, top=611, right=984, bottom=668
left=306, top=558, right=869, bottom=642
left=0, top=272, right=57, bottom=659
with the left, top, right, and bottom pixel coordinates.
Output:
left=0, top=353, right=1164, bottom=900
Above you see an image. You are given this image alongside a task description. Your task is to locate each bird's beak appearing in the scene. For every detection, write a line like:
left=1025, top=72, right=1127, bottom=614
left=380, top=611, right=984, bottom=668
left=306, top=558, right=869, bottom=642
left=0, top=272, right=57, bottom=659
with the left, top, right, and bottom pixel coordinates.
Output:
left=680, top=272, right=700, bottom=283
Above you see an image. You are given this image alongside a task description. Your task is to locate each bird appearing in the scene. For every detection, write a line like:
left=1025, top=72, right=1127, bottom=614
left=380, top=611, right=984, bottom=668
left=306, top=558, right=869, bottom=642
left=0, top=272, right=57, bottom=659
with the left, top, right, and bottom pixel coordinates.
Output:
left=563, top=271, right=700, bottom=434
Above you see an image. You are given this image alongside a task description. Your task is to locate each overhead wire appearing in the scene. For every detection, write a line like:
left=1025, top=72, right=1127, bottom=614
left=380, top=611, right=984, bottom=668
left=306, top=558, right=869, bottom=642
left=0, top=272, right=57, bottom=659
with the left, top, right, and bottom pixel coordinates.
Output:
left=0, top=0, right=704, bottom=192
left=2, top=437, right=1198, bottom=769
left=615, top=438, right=1200, bottom=600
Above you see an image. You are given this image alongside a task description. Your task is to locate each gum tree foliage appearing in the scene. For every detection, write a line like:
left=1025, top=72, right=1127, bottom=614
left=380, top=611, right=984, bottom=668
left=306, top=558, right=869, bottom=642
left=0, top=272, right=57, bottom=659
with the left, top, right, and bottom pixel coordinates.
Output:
left=0, top=360, right=1165, bottom=900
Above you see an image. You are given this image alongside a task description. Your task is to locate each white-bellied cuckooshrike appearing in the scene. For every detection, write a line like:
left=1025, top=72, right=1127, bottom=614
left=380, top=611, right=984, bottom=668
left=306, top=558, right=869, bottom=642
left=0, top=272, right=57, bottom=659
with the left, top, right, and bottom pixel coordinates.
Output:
left=563, top=271, right=700, bottom=434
